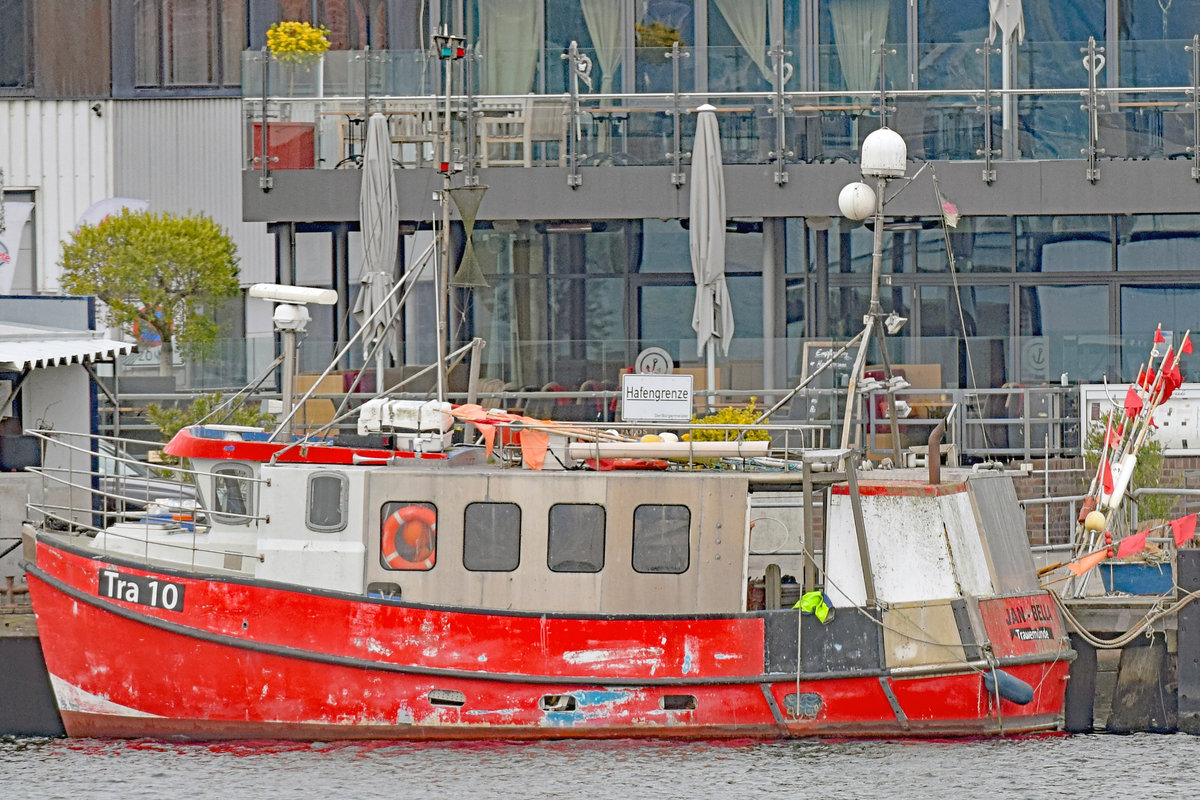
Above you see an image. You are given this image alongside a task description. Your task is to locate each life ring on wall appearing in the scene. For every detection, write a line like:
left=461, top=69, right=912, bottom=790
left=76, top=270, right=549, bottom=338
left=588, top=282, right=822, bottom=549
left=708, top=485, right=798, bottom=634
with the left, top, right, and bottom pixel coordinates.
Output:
left=381, top=504, right=436, bottom=570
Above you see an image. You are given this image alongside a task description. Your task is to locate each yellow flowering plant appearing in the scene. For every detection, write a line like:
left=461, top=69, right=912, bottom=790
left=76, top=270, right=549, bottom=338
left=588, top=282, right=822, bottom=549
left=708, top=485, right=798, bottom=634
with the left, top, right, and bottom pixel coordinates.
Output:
left=266, top=20, right=332, bottom=65
left=687, top=398, right=770, bottom=442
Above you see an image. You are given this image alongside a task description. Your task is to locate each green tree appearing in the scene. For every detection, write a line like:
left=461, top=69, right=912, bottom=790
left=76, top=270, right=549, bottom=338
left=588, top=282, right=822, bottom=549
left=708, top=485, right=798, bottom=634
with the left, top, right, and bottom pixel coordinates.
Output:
left=147, top=393, right=273, bottom=462
left=59, top=210, right=240, bottom=375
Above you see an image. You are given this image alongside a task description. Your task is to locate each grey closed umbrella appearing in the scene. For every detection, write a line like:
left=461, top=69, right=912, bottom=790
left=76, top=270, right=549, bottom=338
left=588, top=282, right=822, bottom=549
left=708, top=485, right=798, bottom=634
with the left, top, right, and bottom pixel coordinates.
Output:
left=352, top=113, right=401, bottom=390
left=689, top=104, right=734, bottom=401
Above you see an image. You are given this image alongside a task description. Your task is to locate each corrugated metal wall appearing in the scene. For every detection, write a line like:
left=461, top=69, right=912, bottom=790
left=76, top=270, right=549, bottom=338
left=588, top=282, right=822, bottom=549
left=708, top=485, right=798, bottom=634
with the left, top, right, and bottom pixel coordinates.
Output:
left=112, top=99, right=274, bottom=286
left=0, top=99, right=112, bottom=292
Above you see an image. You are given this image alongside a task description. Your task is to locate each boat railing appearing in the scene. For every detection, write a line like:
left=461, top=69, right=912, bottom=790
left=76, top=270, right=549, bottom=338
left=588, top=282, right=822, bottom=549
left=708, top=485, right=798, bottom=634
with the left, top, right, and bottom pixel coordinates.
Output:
left=94, top=382, right=1093, bottom=463
left=23, top=430, right=266, bottom=550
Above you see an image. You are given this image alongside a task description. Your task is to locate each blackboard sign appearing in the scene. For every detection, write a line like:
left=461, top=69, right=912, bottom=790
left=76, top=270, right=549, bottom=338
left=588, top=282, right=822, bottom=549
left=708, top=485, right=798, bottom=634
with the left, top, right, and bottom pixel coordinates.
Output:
left=800, top=341, right=857, bottom=389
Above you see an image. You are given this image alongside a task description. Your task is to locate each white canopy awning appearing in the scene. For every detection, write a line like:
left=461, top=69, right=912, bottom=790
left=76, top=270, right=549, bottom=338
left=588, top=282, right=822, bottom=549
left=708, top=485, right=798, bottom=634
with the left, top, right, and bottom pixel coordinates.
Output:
left=0, top=335, right=135, bottom=371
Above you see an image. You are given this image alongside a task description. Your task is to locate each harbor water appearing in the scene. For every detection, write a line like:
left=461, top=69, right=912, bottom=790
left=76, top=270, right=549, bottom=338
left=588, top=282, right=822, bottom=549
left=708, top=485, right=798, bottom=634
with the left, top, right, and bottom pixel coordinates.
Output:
left=1, top=733, right=1195, bottom=799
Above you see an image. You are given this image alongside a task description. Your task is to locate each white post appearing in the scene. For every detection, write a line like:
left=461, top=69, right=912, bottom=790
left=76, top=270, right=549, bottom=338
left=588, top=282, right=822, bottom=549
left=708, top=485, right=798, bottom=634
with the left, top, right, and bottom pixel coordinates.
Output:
left=1002, top=36, right=1015, bottom=160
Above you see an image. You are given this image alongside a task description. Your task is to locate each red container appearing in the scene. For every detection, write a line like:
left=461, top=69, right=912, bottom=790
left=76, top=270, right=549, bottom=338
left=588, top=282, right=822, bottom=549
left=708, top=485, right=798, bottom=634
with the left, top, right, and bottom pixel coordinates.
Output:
left=252, top=122, right=315, bottom=169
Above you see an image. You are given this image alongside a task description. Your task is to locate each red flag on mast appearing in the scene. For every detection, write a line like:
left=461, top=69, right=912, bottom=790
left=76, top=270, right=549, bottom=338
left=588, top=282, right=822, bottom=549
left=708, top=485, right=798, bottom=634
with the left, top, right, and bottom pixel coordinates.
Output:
left=1124, top=385, right=1144, bottom=417
left=1116, top=530, right=1149, bottom=559
left=1155, top=327, right=1166, bottom=344
left=1067, top=548, right=1109, bottom=577
left=1173, top=513, right=1198, bottom=547
left=1183, top=338, right=1194, bottom=355
left=1102, top=459, right=1115, bottom=494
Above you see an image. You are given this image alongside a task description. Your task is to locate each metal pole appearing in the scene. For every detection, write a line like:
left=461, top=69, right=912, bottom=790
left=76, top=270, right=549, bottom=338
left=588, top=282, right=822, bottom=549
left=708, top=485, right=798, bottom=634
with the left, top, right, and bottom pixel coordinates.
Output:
left=281, top=327, right=296, bottom=440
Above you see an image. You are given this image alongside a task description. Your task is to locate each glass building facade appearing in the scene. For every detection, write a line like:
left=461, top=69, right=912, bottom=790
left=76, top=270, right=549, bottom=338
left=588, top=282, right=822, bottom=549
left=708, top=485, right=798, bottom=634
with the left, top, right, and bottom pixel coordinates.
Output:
left=236, top=0, right=1200, bottom=394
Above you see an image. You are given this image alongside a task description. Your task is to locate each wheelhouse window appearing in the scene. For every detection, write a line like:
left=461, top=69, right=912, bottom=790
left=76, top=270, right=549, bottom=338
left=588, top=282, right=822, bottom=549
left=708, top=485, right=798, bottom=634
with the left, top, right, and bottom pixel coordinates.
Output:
left=211, top=463, right=254, bottom=524
left=632, top=504, right=690, bottom=574
left=306, top=472, right=347, bottom=532
left=547, top=503, right=605, bottom=573
left=463, top=502, right=521, bottom=572
left=380, top=502, right=437, bottom=571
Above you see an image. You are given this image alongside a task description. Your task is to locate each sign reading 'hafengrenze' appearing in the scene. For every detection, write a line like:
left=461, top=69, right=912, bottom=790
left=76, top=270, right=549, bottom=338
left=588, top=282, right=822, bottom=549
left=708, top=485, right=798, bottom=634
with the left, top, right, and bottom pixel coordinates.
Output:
left=620, top=373, right=693, bottom=422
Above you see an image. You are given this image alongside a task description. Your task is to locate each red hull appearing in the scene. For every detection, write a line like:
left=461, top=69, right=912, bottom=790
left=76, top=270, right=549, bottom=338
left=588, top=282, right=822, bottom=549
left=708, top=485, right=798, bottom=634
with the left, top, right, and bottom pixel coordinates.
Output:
left=28, top=539, right=1069, bottom=741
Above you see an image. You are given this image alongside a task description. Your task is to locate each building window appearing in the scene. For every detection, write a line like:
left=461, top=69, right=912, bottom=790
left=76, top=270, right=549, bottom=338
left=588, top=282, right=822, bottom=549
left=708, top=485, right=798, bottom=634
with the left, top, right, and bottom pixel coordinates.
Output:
left=0, top=0, right=32, bottom=89
left=463, top=502, right=521, bottom=572
left=211, top=462, right=254, bottom=524
left=134, top=0, right=245, bottom=88
left=306, top=472, right=347, bottom=532
left=632, top=505, right=690, bottom=574
left=380, top=502, right=437, bottom=570
left=548, top=503, right=605, bottom=573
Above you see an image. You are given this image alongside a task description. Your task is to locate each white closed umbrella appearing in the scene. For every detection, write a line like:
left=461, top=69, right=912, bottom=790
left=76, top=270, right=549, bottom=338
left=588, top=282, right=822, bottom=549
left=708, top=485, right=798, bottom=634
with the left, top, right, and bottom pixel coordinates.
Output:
left=351, top=113, right=401, bottom=390
left=988, top=0, right=1025, bottom=159
left=689, top=104, right=734, bottom=401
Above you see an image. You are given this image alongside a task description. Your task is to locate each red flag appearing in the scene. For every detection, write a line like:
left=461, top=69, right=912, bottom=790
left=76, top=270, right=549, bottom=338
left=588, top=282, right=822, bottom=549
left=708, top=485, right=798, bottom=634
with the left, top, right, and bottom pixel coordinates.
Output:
left=1115, top=420, right=1124, bottom=437
left=1155, top=327, right=1166, bottom=344
left=1067, top=549, right=1109, bottom=576
left=1105, top=426, right=1123, bottom=448
left=1166, top=363, right=1183, bottom=400
left=1116, top=530, right=1149, bottom=559
left=1124, top=385, right=1144, bottom=417
left=1102, top=459, right=1114, bottom=494
left=1138, top=369, right=1147, bottom=388
left=1183, top=338, right=1194, bottom=355
left=1173, top=513, right=1198, bottom=547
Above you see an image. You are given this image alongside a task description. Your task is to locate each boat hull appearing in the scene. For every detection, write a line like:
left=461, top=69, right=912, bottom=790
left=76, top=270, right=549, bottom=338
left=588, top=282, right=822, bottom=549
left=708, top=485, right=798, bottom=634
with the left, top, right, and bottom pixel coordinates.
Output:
left=27, top=537, right=1070, bottom=741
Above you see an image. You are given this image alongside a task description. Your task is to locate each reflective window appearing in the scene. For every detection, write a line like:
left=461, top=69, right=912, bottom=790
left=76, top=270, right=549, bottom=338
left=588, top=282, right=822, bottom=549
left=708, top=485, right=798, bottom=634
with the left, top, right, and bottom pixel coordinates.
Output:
left=1019, top=285, right=1111, bottom=382
left=464, top=502, right=521, bottom=572
left=1120, top=285, right=1200, bottom=377
left=134, top=0, right=246, bottom=88
left=545, top=0, right=621, bottom=94
left=708, top=0, right=773, bottom=93
left=1017, top=216, right=1113, bottom=272
left=917, top=217, right=1014, bottom=273
left=306, top=472, right=347, bottom=532
left=636, top=0, right=695, bottom=93
left=632, top=505, right=690, bottom=573
left=548, top=503, right=605, bottom=572
left=1117, top=216, right=1200, bottom=271
left=380, top=502, right=437, bottom=571
left=1118, top=0, right=1200, bottom=87
left=0, top=0, right=31, bottom=89
left=212, top=463, right=254, bottom=524
left=818, top=0, right=908, bottom=92
left=916, top=0, right=991, bottom=90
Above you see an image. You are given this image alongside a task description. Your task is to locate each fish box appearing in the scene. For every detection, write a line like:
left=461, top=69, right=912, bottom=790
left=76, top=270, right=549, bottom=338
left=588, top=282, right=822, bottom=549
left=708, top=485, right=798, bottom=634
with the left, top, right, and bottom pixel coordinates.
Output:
left=1099, top=561, right=1174, bottom=595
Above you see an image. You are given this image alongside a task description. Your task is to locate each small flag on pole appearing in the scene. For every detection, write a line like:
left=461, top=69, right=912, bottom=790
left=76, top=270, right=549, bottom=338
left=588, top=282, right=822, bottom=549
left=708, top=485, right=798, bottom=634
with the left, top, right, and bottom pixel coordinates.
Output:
left=1105, top=427, right=1121, bottom=449
left=1173, top=513, right=1198, bottom=547
left=1102, top=459, right=1114, bottom=494
left=1067, top=548, right=1109, bottom=577
left=1124, top=385, right=1143, bottom=417
left=1155, top=326, right=1166, bottom=344
left=941, top=200, right=960, bottom=228
left=1116, top=530, right=1149, bottom=559
left=1183, top=337, right=1193, bottom=355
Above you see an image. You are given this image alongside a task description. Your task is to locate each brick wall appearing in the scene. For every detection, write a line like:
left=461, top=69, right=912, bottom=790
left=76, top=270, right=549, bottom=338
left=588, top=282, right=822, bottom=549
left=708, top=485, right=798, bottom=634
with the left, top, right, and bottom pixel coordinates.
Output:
left=1013, top=456, right=1200, bottom=547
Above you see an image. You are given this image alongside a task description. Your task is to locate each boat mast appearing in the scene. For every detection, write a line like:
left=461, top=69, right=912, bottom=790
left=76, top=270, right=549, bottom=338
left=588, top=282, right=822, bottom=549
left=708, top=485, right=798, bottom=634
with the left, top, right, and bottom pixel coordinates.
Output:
left=433, top=27, right=465, bottom=404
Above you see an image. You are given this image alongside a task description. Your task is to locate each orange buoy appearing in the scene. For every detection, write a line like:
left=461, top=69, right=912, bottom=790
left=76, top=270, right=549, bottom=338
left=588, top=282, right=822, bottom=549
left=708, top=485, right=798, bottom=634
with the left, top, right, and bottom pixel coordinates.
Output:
left=381, top=504, right=436, bottom=569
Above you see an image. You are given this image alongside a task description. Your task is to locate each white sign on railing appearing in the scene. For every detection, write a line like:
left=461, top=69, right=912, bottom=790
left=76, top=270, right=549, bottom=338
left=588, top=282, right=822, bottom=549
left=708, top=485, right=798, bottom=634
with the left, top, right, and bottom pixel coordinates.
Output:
left=621, top=373, right=692, bottom=423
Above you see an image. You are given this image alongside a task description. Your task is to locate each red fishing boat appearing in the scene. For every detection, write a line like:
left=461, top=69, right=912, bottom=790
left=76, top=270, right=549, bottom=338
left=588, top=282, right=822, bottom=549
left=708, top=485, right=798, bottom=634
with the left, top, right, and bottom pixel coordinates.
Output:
left=22, top=383, right=1072, bottom=740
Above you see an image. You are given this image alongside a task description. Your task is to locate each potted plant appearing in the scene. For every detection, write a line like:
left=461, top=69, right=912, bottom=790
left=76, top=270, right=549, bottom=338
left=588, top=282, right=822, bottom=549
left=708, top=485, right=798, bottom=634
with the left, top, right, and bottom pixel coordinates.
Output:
left=266, top=20, right=331, bottom=96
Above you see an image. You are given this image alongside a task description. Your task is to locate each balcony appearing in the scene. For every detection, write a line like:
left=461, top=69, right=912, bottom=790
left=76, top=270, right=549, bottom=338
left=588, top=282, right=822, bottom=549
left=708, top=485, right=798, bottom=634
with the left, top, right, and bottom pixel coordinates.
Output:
left=240, top=43, right=1200, bottom=180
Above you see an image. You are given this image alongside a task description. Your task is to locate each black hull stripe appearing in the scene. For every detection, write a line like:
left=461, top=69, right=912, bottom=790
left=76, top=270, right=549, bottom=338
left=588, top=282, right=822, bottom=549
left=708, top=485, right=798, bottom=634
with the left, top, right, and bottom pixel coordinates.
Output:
left=28, top=562, right=1073, bottom=688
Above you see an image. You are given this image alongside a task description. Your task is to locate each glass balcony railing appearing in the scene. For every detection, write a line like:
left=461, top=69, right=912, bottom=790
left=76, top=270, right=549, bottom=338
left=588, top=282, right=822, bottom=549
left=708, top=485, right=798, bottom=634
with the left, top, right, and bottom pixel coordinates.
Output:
left=241, top=42, right=1200, bottom=172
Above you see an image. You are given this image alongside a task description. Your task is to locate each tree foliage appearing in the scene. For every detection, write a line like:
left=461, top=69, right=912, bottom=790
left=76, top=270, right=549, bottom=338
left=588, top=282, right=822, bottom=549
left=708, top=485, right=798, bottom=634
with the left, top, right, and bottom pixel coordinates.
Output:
left=147, top=393, right=273, bottom=462
left=59, top=210, right=240, bottom=370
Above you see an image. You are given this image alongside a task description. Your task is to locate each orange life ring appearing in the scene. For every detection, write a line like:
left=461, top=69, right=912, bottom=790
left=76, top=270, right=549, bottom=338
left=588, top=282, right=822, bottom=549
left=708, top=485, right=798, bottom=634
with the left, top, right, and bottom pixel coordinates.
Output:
left=382, top=504, right=436, bottom=570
